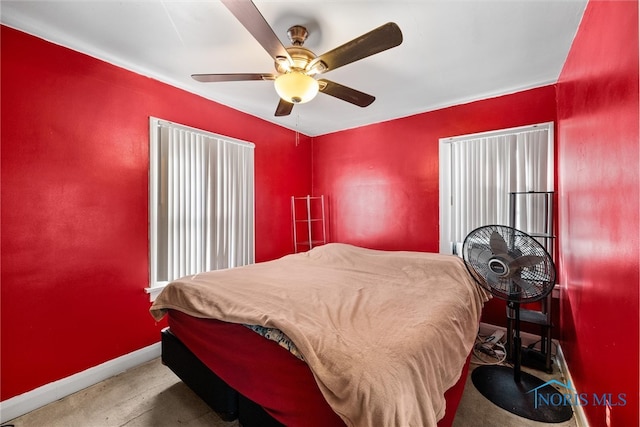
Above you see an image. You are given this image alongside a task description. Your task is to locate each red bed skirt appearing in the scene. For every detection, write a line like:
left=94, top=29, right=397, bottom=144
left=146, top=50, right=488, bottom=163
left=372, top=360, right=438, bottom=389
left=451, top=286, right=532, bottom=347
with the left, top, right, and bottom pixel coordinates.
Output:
left=167, top=310, right=469, bottom=427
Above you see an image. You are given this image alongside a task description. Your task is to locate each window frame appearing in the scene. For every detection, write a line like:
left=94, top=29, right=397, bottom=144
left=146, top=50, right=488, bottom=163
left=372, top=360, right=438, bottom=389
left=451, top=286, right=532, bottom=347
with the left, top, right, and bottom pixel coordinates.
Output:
left=145, top=117, right=255, bottom=301
left=438, top=122, right=554, bottom=254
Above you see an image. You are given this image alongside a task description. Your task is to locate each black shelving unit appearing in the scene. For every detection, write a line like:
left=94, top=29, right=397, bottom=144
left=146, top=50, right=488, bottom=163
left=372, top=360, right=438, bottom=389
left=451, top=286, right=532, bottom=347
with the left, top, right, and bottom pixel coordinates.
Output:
left=507, top=191, right=556, bottom=373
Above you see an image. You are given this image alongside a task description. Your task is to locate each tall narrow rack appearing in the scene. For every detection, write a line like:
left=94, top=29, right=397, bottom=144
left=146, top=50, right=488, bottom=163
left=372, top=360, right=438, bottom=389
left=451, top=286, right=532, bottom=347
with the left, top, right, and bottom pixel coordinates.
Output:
left=291, top=195, right=327, bottom=253
left=507, top=191, right=556, bottom=373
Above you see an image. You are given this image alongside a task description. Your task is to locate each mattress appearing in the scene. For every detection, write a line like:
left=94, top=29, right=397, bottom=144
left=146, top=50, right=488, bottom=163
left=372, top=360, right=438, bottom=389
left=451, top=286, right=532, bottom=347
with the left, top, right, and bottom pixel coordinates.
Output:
left=151, top=243, right=488, bottom=426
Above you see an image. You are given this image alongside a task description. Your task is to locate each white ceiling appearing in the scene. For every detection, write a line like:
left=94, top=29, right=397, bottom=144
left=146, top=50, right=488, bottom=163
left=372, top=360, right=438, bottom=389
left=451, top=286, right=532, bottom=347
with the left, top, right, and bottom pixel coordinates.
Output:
left=1, top=0, right=586, bottom=136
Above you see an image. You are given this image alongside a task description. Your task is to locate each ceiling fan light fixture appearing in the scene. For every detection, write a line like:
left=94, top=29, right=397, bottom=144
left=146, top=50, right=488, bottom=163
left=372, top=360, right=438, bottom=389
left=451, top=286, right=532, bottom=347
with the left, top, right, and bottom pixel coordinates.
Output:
left=274, top=72, right=319, bottom=104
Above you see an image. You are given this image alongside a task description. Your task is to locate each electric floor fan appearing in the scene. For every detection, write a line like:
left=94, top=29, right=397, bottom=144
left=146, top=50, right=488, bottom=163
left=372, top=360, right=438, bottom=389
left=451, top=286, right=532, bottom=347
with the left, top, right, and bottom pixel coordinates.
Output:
left=462, top=224, right=573, bottom=423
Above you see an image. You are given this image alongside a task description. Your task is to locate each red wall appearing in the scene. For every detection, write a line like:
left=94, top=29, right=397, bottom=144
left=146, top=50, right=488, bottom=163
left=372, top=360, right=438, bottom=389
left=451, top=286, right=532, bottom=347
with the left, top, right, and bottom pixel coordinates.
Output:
left=312, top=86, right=557, bottom=326
left=0, top=26, right=311, bottom=400
left=5, top=5, right=638, bottom=426
left=557, top=1, right=639, bottom=426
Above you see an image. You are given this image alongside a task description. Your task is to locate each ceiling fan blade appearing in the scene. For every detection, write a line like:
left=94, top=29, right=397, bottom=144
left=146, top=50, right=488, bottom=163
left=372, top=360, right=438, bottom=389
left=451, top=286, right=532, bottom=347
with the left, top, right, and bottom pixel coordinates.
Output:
left=312, top=22, right=402, bottom=73
left=318, top=79, right=375, bottom=107
left=192, top=73, right=276, bottom=82
left=220, top=0, right=292, bottom=64
left=275, top=99, right=294, bottom=116
left=489, top=231, right=509, bottom=256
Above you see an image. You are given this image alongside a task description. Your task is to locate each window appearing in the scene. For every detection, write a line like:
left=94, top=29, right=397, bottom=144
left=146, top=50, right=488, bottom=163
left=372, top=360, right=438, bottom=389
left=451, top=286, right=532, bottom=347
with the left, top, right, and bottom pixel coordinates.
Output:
left=147, top=118, right=255, bottom=299
left=439, top=122, right=554, bottom=254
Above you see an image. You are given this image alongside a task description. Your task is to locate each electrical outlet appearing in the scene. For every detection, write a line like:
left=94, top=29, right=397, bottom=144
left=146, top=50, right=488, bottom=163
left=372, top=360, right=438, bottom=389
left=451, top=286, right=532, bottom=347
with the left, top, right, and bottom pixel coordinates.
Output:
left=605, top=401, right=612, bottom=427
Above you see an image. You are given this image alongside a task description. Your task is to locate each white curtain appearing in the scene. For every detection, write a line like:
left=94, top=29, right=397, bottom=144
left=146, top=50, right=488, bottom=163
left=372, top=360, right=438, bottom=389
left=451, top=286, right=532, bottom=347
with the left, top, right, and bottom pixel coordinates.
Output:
left=449, top=127, right=552, bottom=246
left=150, top=118, right=254, bottom=287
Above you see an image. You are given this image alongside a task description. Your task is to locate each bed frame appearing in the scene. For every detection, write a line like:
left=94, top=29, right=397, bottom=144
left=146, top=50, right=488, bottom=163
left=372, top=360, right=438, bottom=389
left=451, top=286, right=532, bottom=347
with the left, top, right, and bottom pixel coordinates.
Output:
left=162, top=328, right=285, bottom=427
left=161, top=326, right=470, bottom=427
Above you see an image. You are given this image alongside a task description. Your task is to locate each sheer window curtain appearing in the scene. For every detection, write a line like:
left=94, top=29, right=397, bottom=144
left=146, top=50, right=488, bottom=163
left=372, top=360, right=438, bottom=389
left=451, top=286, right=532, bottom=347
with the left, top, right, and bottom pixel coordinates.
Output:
left=148, top=118, right=254, bottom=297
left=440, top=123, right=553, bottom=253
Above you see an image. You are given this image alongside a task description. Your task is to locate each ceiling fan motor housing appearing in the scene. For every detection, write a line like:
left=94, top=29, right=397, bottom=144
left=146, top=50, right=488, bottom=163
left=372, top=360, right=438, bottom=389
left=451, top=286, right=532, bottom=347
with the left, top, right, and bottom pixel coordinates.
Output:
left=275, top=45, right=316, bottom=74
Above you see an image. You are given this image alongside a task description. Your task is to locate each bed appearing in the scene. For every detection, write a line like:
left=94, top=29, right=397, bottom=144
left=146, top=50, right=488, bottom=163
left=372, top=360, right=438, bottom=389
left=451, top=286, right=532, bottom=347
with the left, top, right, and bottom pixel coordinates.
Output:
left=150, top=243, right=489, bottom=427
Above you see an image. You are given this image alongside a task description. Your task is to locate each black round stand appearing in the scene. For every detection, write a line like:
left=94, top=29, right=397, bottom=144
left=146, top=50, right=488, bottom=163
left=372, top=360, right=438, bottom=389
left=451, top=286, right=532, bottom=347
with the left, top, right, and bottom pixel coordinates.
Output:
left=472, top=303, right=572, bottom=423
left=472, top=365, right=573, bottom=423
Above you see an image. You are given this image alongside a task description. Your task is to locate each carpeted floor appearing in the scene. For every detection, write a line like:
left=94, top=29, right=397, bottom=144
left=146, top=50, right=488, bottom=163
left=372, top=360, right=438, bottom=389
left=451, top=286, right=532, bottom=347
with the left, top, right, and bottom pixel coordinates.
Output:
left=7, top=356, right=577, bottom=427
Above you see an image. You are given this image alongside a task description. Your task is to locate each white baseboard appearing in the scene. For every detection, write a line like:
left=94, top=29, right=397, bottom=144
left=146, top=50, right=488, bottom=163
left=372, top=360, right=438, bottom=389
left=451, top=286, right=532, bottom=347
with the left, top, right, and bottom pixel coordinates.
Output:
left=556, top=344, right=590, bottom=427
left=479, top=322, right=589, bottom=427
left=0, top=342, right=161, bottom=423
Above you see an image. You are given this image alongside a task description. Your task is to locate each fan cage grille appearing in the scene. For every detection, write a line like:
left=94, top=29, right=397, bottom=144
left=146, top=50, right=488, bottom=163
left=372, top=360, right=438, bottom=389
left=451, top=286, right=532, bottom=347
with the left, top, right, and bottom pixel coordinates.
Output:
left=462, top=225, right=555, bottom=303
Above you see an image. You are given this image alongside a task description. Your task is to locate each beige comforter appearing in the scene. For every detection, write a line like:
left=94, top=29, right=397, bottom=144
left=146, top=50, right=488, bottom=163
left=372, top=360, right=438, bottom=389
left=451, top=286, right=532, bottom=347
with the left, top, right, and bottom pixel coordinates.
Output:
left=150, top=243, right=488, bottom=427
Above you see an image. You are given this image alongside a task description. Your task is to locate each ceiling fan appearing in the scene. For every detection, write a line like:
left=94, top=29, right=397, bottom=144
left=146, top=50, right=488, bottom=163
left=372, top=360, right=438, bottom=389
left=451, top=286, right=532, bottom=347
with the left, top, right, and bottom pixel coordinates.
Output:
left=192, top=0, right=403, bottom=117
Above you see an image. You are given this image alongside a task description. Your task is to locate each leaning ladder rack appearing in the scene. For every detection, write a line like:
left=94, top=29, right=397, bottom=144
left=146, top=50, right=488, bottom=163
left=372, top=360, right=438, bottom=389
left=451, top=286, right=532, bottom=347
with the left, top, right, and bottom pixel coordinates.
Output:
left=291, top=195, right=327, bottom=253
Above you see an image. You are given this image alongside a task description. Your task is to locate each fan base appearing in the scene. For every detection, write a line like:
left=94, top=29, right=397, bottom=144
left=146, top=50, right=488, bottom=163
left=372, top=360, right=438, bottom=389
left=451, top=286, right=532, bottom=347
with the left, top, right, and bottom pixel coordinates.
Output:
left=472, top=365, right=573, bottom=423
